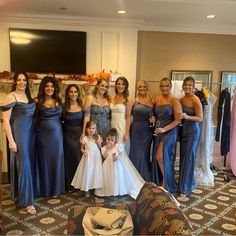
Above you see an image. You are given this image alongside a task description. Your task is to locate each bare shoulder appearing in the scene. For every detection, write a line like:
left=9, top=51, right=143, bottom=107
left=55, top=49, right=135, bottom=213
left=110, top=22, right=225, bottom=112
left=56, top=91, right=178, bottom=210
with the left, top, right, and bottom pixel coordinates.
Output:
left=128, top=98, right=135, bottom=106
left=172, top=96, right=181, bottom=105
left=83, top=95, right=94, bottom=107
left=2, top=92, right=16, bottom=106
left=155, top=96, right=160, bottom=103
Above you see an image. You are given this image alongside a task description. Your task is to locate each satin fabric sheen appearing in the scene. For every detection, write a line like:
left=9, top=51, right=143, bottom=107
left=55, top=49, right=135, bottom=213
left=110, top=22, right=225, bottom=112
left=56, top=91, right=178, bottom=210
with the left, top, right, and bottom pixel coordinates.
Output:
left=63, top=111, right=83, bottom=191
left=1, top=102, right=36, bottom=206
left=35, top=105, right=65, bottom=197
left=129, top=103, right=153, bottom=181
left=179, top=105, right=200, bottom=195
left=151, top=104, right=178, bottom=193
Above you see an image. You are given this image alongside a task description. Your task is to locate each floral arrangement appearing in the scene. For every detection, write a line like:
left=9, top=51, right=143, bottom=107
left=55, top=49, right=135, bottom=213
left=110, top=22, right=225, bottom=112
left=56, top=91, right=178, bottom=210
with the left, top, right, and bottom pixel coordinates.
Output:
left=0, top=70, right=112, bottom=85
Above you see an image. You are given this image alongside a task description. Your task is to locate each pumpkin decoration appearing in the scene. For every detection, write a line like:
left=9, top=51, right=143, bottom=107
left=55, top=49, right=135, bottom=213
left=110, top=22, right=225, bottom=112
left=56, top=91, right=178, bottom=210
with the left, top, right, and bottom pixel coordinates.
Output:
left=99, top=69, right=111, bottom=81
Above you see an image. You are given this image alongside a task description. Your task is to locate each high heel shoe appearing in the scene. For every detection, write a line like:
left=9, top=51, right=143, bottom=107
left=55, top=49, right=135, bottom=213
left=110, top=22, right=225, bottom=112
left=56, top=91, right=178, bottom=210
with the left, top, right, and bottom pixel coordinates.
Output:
left=27, top=205, right=36, bottom=215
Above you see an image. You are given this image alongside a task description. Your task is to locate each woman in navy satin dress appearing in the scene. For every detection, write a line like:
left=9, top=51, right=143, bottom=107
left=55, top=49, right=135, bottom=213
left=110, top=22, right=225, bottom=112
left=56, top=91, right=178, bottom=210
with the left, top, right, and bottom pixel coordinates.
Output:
left=151, top=78, right=182, bottom=193
left=35, top=76, right=65, bottom=197
left=63, top=84, right=83, bottom=192
left=178, top=77, right=203, bottom=196
left=129, top=80, right=154, bottom=181
left=2, top=72, right=36, bottom=214
left=82, top=78, right=110, bottom=144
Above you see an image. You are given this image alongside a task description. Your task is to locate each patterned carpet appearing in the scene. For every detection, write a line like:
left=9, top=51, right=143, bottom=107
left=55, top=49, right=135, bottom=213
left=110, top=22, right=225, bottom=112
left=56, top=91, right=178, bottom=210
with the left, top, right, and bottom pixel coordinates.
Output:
left=1, top=171, right=236, bottom=235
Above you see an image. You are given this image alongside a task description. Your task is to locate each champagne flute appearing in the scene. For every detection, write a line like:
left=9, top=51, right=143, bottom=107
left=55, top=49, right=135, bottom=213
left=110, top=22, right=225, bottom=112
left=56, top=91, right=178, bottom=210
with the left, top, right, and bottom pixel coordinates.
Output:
left=153, top=120, right=161, bottom=136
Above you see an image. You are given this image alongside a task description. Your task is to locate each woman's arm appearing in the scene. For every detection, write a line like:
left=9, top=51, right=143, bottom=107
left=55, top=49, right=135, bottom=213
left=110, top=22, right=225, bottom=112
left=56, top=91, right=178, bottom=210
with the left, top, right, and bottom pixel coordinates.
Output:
left=124, top=99, right=133, bottom=142
left=187, top=96, right=203, bottom=122
left=156, top=97, right=182, bottom=134
left=2, top=94, right=17, bottom=152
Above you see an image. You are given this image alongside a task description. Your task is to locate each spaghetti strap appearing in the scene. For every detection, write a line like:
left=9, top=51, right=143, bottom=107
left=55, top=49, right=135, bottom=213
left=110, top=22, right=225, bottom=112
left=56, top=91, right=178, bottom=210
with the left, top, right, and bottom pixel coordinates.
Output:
left=12, top=93, right=17, bottom=102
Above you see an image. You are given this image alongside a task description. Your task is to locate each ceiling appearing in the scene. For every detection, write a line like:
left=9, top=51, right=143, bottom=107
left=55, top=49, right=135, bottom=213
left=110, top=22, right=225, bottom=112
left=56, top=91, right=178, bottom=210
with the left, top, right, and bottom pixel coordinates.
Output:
left=1, top=0, right=236, bottom=33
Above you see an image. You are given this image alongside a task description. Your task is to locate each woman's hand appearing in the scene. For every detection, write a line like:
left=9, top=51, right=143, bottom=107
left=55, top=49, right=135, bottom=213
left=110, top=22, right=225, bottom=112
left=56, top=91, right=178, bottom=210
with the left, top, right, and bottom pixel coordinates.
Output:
left=123, top=133, right=129, bottom=143
left=9, top=141, right=17, bottom=152
left=154, top=127, right=165, bottom=134
left=80, top=133, right=85, bottom=142
left=178, top=112, right=188, bottom=120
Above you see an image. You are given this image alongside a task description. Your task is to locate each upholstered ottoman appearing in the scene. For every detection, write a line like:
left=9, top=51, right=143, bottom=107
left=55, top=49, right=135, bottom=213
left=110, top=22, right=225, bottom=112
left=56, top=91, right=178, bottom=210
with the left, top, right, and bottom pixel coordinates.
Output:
left=67, top=195, right=136, bottom=235
left=135, top=182, right=193, bottom=235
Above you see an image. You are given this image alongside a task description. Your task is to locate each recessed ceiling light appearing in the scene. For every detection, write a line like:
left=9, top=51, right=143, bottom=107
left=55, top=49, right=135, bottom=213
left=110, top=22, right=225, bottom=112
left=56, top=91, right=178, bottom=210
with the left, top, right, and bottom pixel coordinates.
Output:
left=118, top=10, right=126, bottom=14
left=207, top=15, right=215, bottom=19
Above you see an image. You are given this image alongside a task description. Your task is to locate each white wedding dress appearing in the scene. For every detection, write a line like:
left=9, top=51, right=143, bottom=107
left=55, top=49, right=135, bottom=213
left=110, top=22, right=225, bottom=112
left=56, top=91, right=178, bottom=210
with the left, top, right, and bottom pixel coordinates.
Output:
left=110, top=103, right=130, bottom=153
left=195, top=91, right=217, bottom=187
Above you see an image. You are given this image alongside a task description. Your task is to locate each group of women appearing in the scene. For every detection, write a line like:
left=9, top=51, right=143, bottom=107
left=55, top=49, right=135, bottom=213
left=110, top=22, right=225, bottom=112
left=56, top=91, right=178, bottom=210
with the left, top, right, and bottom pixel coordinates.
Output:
left=1, top=72, right=202, bottom=215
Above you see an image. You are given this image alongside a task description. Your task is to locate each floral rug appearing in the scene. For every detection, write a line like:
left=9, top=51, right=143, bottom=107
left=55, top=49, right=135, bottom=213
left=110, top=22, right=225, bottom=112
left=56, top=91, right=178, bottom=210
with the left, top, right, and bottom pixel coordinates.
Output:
left=1, top=171, right=236, bottom=235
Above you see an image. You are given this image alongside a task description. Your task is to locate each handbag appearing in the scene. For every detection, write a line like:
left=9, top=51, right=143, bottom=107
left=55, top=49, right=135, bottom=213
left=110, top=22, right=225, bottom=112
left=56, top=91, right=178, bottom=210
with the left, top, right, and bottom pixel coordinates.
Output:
left=82, top=207, right=133, bottom=235
left=93, top=207, right=124, bottom=229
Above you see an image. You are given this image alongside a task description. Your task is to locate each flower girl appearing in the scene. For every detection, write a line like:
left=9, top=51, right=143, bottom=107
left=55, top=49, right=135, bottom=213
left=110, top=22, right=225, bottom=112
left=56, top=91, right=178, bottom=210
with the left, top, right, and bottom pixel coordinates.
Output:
left=95, top=128, right=145, bottom=199
left=71, top=121, right=103, bottom=197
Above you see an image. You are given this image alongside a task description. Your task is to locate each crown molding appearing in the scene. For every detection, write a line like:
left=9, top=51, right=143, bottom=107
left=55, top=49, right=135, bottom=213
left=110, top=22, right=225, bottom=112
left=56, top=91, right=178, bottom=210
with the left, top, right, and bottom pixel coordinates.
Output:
left=1, top=13, right=236, bottom=35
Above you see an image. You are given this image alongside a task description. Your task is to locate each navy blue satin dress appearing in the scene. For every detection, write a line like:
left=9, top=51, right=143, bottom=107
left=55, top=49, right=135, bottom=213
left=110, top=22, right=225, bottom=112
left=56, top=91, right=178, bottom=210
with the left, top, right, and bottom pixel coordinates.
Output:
left=63, top=111, right=83, bottom=191
left=35, top=105, right=65, bottom=197
left=90, top=104, right=110, bottom=143
left=151, top=104, right=178, bottom=193
left=179, top=105, right=200, bottom=195
left=129, top=103, right=153, bottom=181
left=1, top=102, right=36, bottom=206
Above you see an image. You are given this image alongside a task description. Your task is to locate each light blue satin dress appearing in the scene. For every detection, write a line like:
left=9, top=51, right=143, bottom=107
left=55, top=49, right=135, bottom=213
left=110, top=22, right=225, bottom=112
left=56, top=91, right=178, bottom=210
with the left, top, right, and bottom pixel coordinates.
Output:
left=179, top=105, right=200, bottom=195
left=1, top=101, right=36, bottom=206
left=151, top=104, right=178, bottom=193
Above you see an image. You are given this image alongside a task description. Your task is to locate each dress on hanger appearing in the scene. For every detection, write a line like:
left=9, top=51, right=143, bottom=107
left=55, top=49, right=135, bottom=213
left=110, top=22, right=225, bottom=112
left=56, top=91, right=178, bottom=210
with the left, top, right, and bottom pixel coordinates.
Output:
left=230, top=86, right=236, bottom=176
left=195, top=89, right=216, bottom=186
left=215, top=88, right=231, bottom=157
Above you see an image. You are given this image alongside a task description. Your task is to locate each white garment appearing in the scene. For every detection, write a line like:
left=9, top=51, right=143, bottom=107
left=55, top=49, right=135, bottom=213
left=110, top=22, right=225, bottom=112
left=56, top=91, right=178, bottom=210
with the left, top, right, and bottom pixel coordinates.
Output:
left=71, top=136, right=103, bottom=191
left=195, top=91, right=217, bottom=187
left=110, top=103, right=130, bottom=154
left=95, top=144, right=145, bottom=199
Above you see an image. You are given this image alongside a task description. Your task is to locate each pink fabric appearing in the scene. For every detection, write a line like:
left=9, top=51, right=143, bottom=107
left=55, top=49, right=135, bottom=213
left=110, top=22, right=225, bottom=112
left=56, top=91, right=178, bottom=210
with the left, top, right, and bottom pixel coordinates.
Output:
left=230, top=86, right=236, bottom=176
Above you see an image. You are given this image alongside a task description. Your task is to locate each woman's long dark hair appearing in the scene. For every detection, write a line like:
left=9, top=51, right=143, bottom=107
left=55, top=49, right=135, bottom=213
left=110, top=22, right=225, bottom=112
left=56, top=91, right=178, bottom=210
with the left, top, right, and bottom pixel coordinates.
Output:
left=64, top=84, right=83, bottom=112
left=115, top=77, right=129, bottom=103
left=37, top=76, right=62, bottom=106
left=12, top=72, right=33, bottom=103
left=35, top=76, right=62, bottom=121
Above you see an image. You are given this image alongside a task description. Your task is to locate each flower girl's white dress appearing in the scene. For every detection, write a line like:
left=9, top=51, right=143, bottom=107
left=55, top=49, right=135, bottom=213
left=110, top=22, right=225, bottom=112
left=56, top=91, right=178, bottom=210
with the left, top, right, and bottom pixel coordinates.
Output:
left=71, top=136, right=103, bottom=191
left=95, top=144, right=145, bottom=199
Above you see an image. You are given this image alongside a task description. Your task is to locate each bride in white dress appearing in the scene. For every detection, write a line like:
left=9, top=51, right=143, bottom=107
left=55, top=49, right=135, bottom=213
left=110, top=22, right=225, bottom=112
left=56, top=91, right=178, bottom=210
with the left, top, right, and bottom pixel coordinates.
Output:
left=110, top=77, right=132, bottom=153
